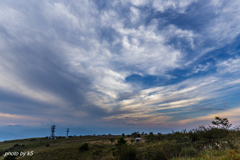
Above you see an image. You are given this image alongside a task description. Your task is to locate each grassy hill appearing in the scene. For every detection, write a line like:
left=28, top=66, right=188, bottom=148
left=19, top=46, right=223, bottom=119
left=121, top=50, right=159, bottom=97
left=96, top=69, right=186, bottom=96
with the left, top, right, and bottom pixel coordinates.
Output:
left=0, top=135, right=122, bottom=160
left=0, top=117, right=240, bottom=160
left=0, top=133, right=239, bottom=160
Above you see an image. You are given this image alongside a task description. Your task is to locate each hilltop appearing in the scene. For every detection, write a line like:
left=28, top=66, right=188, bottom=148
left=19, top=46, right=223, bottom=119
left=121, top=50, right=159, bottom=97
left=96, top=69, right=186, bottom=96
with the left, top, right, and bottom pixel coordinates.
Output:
left=0, top=135, right=122, bottom=160
left=0, top=117, right=240, bottom=160
left=0, top=131, right=240, bottom=160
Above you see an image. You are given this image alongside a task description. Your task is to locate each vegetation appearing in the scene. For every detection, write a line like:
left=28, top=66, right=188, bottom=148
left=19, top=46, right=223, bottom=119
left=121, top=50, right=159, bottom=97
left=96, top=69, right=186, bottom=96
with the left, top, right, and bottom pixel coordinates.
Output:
left=79, top=143, right=89, bottom=151
left=0, top=117, right=239, bottom=159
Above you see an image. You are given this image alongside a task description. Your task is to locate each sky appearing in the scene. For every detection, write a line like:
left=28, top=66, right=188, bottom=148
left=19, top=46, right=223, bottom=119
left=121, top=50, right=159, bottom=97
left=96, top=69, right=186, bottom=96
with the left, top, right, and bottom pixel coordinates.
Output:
left=1, top=0, right=240, bottom=140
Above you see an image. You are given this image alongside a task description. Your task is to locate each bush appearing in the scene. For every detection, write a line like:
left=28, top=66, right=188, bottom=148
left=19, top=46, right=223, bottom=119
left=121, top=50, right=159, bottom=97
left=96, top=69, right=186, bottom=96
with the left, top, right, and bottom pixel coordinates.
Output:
left=116, top=137, right=127, bottom=147
left=145, top=134, right=158, bottom=144
left=131, top=132, right=140, bottom=138
left=189, top=130, right=199, bottom=142
left=161, top=141, right=183, bottom=158
left=79, top=143, right=89, bottom=151
left=92, top=150, right=102, bottom=156
left=109, top=138, right=115, bottom=144
left=168, top=132, right=191, bottom=143
left=180, top=148, right=198, bottom=157
left=141, top=147, right=167, bottom=160
left=0, top=151, right=5, bottom=156
left=13, top=144, right=20, bottom=147
left=114, top=145, right=137, bottom=160
left=195, top=140, right=209, bottom=151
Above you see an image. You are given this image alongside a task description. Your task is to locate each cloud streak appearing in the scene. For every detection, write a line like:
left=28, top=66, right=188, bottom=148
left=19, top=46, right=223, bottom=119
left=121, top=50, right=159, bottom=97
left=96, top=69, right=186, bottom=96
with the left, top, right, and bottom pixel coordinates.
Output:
left=0, top=0, right=240, bottom=134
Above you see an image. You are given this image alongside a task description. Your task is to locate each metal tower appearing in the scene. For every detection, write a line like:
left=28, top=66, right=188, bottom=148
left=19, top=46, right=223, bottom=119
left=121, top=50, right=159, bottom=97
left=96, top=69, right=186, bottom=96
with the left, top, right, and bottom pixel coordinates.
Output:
left=66, top=128, right=69, bottom=138
left=50, top=125, right=56, bottom=139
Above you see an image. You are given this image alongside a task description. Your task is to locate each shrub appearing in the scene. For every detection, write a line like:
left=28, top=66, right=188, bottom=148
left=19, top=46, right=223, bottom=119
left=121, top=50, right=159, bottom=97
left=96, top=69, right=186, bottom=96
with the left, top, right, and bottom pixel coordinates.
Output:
left=79, top=143, right=89, bottom=151
left=13, top=144, right=20, bottom=147
left=141, top=147, right=167, bottom=160
left=109, top=138, right=115, bottom=144
left=116, top=137, right=127, bottom=147
left=193, top=140, right=206, bottom=151
left=131, top=139, right=135, bottom=143
left=180, top=148, right=198, bottom=157
left=169, top=132, right=191, bottom=144
left=114, top=145, right=137, bottom=160
left=189, top=130, right=199, bottom=142
left=161, top=141, right=183, bottom=158
left=138, top=144, right=169, bottom=160
left=0, top=151, right=5, bottom=156
left=145, top=134, right=158, bottom=144
left=131, top=132, right=140, bottom=138
left=92, top=150, right=102, bottom=156
left=227, top=139, right=238, bottom=149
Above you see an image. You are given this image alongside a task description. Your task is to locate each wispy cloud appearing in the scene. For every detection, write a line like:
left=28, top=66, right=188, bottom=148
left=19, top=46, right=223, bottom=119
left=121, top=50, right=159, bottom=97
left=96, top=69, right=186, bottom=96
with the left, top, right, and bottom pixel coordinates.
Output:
left=0, top=0, right=240, bottom=132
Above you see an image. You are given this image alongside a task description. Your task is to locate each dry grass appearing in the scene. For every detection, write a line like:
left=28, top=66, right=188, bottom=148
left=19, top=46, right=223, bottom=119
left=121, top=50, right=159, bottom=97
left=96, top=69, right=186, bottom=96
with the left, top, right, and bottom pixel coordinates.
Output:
left=0, top=134, right=239, bottom=160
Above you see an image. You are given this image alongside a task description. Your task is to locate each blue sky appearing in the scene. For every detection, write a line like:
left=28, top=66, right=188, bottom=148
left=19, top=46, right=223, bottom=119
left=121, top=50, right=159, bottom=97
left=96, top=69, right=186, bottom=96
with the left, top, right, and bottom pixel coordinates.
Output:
left=1, top=0, right=240, bottom=139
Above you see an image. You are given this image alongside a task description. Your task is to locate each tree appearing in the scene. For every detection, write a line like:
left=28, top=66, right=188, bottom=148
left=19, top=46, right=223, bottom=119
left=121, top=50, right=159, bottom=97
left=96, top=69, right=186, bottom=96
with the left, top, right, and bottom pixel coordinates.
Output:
left=149, top=132, right=153, bottom=136
left=212, top=117, right=232, bottom=129
left=131, top=131, right=140, bottom=138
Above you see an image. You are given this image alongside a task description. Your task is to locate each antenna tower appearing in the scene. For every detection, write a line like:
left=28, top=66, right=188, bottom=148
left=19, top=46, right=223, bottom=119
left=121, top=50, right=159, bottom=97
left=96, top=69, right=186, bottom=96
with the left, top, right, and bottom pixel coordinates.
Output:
left=66, top=128, right=69, bottom=138
left=50, top=125, right=56, bottom=139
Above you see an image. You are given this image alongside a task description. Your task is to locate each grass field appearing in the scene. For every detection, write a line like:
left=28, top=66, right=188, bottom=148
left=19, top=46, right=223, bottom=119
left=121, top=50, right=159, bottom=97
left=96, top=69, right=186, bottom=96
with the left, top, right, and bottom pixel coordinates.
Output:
left=0, top=135, right=122, bottom=160
left=0, top=132, right=240, bottom=160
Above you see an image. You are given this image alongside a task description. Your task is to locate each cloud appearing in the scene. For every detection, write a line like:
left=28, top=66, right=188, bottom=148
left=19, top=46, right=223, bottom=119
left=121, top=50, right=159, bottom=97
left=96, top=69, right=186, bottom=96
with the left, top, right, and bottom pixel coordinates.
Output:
left=207, top=1, right=240, bottom=46
left=0, top=0, right=240, bottom=131
left=153, top=0, right=198, bottom=13
left=176, top=107, right=240, bottom=126
left=217, top=56, right=240, bottom=74
left=189, top=63, right=212, bottom=75
left=111, top=21, right=182, bottom=75
left=0, top=112, right=43, bottom=126
left=0, top=64, right=65, bottom=106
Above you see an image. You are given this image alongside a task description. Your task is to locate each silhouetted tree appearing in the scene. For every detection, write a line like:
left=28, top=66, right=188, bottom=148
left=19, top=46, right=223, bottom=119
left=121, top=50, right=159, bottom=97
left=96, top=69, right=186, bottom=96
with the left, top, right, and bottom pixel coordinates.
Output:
left=212, top=117, right=232, bottom=129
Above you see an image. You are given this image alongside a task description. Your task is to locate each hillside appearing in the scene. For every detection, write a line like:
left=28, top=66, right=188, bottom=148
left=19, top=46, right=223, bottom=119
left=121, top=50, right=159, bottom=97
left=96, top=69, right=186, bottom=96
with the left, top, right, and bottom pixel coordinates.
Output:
left=0, top=129, right=240, bottom=160
left=0, top=135, right=123, bottom=160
